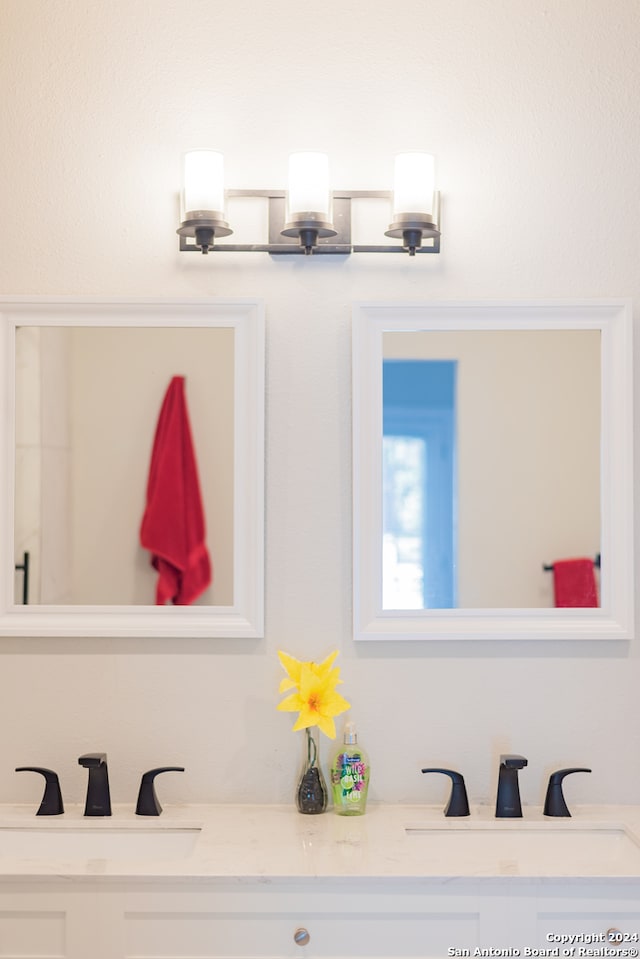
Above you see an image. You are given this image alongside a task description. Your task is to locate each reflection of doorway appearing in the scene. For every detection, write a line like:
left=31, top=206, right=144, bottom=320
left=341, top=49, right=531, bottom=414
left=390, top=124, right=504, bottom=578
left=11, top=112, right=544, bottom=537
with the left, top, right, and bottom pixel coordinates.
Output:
left=383, top=360, right=457, bottom=609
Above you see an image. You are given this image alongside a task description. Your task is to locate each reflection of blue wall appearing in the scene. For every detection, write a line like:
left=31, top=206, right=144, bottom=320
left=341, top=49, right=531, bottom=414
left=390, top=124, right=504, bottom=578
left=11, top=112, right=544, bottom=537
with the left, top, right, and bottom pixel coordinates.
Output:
left=383, top=359, right=457, bottom=609
left=383, top=359, right=456, bottom=411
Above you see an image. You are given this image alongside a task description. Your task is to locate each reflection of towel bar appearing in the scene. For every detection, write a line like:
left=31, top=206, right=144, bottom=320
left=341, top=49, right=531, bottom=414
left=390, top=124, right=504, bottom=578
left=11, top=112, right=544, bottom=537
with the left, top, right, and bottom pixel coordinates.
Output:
left=543, top=553, right=600, bottom=573
left=14, top=550, right=29, bottom=605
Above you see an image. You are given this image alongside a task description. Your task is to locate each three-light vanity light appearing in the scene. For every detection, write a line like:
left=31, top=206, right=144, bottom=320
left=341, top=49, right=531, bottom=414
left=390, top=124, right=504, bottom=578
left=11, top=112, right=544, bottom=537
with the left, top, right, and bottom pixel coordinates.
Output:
left=177, top=151, right=441, bottom=257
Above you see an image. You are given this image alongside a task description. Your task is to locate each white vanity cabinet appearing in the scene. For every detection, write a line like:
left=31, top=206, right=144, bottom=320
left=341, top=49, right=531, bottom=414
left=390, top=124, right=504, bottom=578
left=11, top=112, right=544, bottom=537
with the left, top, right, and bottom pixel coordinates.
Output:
left=1, top=878, right=639, bottom=959
left=1, top=805, right=639, bottom=958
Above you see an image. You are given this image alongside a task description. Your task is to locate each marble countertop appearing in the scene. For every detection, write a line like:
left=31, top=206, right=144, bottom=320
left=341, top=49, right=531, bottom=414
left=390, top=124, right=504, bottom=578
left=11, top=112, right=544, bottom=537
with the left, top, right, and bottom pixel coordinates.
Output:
left=0, top=803, right=639, bottom=883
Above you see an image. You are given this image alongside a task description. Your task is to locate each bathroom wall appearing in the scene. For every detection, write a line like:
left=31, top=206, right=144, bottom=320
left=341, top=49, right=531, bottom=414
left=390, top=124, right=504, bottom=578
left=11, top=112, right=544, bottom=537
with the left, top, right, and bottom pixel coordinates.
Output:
left=0, top=0, right=639, bottom=810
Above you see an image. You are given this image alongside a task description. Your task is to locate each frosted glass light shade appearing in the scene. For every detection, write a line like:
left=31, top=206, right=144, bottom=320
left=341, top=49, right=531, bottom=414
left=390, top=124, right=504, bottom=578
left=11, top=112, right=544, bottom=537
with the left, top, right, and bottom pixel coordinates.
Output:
left=287, top=152, right=331, bottom=217
left=392, top=153, right=435, bottom=216
left=183, top=150, right=225, bottom=214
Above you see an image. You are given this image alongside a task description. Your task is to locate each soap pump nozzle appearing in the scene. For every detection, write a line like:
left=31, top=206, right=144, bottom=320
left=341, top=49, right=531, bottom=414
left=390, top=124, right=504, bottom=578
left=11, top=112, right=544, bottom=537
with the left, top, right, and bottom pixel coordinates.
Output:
left=343, top=721, right=358, bottom=745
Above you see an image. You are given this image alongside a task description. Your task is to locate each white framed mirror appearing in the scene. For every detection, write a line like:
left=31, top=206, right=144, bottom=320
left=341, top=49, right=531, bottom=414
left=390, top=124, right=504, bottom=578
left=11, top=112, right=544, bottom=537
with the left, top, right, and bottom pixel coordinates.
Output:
left=0, top=297, right=265, bottom=638
left=353, top=300, right=634, bottom=641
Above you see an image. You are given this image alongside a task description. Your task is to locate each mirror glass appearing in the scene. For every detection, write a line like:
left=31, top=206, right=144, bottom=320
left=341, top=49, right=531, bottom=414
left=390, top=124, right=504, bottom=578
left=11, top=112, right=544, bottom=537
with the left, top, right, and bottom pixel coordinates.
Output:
left=382, top=329, right=601, bottom=609
left=14, top=326, right=235, bottom=607
left=353, top=301, right=634, bottom=641
left=0, top=299, right=265, bottom=638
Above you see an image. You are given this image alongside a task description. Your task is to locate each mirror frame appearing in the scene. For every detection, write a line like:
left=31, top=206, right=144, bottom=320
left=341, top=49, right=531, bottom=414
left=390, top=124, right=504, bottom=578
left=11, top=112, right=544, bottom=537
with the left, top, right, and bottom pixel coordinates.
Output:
left=352, top=299, right=634, bottom=641
left=0, top=297, right=265, bottom=638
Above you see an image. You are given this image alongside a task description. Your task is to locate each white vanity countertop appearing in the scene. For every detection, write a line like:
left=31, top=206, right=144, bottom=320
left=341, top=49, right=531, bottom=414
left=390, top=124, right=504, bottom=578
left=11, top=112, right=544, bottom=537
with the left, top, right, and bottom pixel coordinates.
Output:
left=0, top=803, right=639, bottom=884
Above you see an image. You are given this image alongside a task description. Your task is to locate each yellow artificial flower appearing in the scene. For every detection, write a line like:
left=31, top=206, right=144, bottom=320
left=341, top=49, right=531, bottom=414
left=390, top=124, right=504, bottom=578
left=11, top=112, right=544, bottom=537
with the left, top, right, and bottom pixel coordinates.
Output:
left=277, top=651, right=351, bottom=739
left=277, top=649, right=341, bottom=693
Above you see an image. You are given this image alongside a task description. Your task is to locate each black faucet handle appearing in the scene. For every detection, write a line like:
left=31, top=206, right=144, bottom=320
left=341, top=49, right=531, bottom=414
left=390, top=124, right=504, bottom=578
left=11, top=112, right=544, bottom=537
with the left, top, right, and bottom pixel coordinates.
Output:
left=500, top=754, right=528, bottom=769
left=543, top=767, right=592, bottom=817
left=136, top=767, right=185, bottom=816
left=15, top=767, right=64, bottom=816
left=421, top=768, right=470, bottom=817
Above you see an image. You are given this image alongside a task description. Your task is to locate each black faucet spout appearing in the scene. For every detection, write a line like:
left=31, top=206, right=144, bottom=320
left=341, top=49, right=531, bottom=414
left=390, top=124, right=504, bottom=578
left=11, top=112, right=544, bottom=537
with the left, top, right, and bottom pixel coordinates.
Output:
left=78, top=752, right=111, bottom=817
left=495, top=753, right=528, bottom=818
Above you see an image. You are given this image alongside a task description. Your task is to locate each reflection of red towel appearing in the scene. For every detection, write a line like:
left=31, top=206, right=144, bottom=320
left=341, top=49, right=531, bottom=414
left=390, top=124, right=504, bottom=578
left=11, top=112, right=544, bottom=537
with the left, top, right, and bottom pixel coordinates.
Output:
left=140, top=376, right=212, bottom=605
left=553, top=558, right=598, bottom=608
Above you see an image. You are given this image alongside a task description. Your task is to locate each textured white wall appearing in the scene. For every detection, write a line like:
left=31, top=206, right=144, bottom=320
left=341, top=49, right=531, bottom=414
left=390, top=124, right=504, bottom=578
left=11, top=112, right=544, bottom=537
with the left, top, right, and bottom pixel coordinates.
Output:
left=0, top=0, right=639, bottom=810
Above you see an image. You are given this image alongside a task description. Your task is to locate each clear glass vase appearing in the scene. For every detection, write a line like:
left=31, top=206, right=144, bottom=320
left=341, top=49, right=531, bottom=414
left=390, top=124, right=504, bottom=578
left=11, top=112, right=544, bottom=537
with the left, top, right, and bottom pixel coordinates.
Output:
left=296, top=727, right=328, bottom=814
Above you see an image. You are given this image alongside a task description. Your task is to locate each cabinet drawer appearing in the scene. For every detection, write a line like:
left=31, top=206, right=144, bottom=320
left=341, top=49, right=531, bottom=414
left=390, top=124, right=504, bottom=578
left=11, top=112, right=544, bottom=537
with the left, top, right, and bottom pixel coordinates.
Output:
left=124, top=908, right=480, bottom=958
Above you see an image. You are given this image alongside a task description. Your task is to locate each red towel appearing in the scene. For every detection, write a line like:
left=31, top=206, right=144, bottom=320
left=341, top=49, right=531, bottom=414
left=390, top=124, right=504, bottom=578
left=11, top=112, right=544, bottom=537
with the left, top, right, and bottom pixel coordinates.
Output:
left=552, top=558, right=598, bottom=608
left=140, top=376, right=212, bottom=605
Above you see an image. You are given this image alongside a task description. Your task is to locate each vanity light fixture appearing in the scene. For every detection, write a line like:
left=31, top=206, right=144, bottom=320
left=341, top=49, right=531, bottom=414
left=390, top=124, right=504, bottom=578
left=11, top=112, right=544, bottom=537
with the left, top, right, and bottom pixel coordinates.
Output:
left=177, top=150, right=441, bottom=256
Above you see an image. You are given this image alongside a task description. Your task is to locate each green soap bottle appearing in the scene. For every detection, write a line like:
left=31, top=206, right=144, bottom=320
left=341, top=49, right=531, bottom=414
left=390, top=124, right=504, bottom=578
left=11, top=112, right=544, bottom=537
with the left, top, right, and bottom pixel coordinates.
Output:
left=331, top=721, right=370, bottom=816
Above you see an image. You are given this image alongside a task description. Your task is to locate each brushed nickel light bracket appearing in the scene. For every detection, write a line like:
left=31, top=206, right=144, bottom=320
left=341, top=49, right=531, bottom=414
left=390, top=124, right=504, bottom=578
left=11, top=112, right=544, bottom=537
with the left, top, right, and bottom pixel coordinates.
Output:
left=178, top=189, right=441, bottom=255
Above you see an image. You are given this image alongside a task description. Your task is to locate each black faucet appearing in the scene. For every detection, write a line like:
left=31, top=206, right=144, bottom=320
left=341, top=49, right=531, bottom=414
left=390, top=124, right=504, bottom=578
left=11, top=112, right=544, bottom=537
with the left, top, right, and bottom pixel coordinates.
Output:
left=78, top=753, right=111, bottom=817
left=495, top=754, right=528, bottom=818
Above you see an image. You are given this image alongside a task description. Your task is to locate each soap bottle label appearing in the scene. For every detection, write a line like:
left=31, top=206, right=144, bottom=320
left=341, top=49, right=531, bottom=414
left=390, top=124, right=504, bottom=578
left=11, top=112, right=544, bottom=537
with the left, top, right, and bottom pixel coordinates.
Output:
left=331, top=751, right=369, bottom=813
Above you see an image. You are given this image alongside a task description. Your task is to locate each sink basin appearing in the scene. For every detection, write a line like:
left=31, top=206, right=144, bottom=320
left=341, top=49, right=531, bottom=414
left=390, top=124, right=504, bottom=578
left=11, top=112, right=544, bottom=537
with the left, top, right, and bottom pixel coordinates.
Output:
left=0, top=825, right=201, bottom=861
left=404, top=824, right=640, bottom=874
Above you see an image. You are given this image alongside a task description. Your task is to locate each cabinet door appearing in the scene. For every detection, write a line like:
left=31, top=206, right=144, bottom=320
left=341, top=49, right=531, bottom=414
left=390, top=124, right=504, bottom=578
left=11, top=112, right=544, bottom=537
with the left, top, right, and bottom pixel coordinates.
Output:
left=536, top=888, right=640, bottom=950
left=0, top=885, right=110, bottom=959
left=0, top=904, right=65, bottom=959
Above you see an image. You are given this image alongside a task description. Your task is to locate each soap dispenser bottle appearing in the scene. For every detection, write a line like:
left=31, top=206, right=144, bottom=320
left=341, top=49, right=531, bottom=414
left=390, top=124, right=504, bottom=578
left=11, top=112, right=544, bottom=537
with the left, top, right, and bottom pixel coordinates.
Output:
left=330, top=721, right=370, bottom=816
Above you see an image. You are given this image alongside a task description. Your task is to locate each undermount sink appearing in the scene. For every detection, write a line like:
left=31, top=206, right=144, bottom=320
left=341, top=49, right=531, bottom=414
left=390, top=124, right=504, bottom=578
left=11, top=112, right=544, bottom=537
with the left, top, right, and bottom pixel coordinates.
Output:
left=0, top=825, right=201, bottom=861
left=404, top=824, right=640, bottom=873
